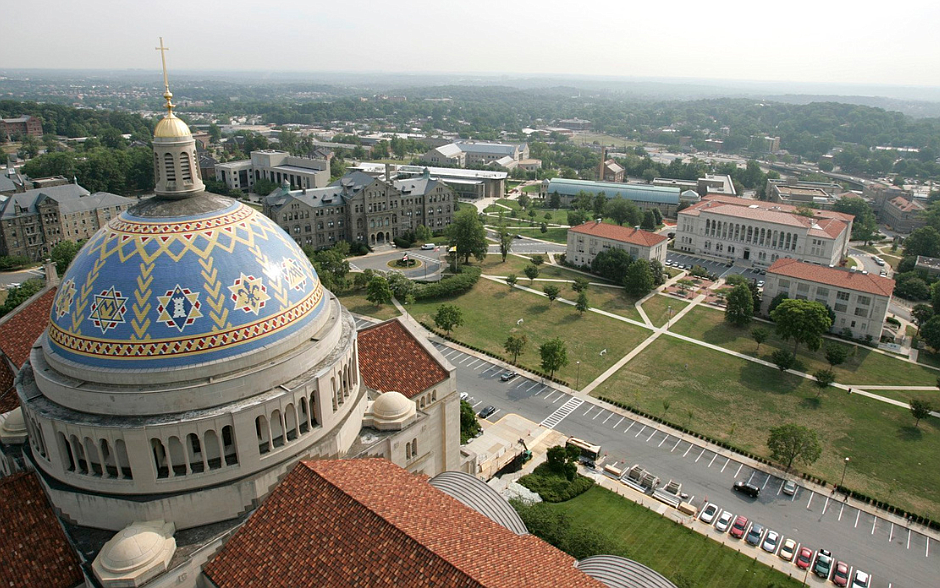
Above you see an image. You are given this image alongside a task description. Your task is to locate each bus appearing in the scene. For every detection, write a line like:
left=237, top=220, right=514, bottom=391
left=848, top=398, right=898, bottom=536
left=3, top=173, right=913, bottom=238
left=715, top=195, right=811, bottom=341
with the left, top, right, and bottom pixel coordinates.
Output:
left=566, top=437, right=601, bottom=465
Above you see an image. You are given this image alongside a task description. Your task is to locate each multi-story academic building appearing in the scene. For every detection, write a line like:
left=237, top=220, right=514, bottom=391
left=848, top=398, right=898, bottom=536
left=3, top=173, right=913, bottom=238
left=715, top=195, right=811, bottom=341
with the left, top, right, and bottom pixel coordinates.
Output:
left=675, top=195, right=853, bottom=268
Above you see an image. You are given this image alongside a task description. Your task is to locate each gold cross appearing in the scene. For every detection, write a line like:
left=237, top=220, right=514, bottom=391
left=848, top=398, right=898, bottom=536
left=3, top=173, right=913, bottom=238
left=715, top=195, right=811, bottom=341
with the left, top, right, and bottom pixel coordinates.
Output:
left=156, top=37, right=170, bottom=91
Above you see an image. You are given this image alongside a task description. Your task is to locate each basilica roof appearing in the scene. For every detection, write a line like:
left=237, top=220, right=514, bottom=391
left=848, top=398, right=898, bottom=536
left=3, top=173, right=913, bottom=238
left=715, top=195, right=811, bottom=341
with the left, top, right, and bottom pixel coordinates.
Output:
left=358, top=319, right=450, bottom=398
left=45, top=193, right=325, bottom=371
left=0, top=287, right=56, bottom=412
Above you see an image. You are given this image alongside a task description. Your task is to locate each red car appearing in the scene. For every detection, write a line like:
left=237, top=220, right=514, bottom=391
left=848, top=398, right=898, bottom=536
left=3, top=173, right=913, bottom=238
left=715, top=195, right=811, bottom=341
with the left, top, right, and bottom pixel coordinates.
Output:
left=796, top=546, right=813, bottom=570
left=730, top=515, right=749, bottom=539
left=832, top=561, right=850, bottom=586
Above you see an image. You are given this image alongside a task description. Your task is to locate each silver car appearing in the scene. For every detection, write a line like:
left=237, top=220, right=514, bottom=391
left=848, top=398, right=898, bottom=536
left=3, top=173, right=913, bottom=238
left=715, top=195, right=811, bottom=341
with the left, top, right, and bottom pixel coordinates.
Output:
left=699, top=503, right=720, bottom=524
left=761, top=530, right=780, bottom=553
left=715, top=510, right=734, bottom=532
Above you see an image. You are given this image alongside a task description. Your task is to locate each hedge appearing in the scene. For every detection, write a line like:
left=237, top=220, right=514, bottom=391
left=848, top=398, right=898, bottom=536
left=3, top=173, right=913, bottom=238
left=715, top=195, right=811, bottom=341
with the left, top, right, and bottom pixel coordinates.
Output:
left=414, top=266, right=481, bottom=300
left=518, top=468, right=594, bottom=502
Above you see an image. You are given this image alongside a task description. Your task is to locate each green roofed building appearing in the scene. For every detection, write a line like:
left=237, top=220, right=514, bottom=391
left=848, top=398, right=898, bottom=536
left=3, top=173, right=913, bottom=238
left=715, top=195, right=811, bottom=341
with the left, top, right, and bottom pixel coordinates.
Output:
left=540, top=178, right=693, bottom=217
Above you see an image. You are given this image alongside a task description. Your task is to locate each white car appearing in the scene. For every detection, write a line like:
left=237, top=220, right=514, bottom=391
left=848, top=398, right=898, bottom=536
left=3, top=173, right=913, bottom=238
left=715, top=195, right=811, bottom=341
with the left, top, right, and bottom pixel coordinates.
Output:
left=420, top=243, right=435, bottom=250
left=778, top=537, right=797, bottom=561
left=761, top=530, right=780, bottom=553
left=715, top=510, right=734, bottom=532
left=699, top=503, right=720, bottom=524
left=851, top=570, right=870, bottom=588
left=782, top=480, right=798, bottom=496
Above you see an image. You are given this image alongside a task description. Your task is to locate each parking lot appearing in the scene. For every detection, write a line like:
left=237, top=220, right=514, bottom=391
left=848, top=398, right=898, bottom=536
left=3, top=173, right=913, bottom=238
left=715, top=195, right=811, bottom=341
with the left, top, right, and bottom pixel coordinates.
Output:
left=666, top=251, right=765, bottom=285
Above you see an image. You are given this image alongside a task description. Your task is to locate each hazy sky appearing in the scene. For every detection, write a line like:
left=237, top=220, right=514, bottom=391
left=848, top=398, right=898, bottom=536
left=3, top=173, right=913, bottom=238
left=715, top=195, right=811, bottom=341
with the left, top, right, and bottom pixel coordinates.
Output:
left=7, top=0, right=940, bottom=86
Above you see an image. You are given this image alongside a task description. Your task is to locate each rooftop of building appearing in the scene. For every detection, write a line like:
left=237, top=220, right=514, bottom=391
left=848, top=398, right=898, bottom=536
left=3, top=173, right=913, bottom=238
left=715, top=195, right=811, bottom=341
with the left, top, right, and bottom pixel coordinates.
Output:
left=768, top=258, right=895, bottom=297
left=546, top=178, right=680, bottom=204
left=354, top=163, right=508, bottom=181
left=888, top=196, right=925, bottom=212
left=569, top=221, right=667, bottom=247
left=203, top=458, right=606, bottom=588
left=915, top=255, right=940, bottom=270
left=357, top=319, right=450, bottom=399
left=680, top=195, right=852, bottom=238
left=0, top=183, right=89, bottom=218
left=0, top=472, right=83, bottom=588
left=0, top=287, right=57, bottom=412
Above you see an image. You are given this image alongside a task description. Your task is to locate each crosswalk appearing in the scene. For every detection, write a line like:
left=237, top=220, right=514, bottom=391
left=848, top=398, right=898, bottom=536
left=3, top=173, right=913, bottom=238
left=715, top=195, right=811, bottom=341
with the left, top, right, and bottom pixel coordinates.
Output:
left=539, top=398, right=583, bottom=429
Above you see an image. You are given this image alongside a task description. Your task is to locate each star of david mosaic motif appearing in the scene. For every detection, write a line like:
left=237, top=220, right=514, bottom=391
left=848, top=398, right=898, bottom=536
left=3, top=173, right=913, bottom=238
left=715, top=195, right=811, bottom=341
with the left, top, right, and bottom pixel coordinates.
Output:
left=282, top=257, right=307, bottom=291
left=156, top=285, right=203, bottom=332
left=88, top=287, right=128, bottom=334
left=54, top=279, right=76, bottom=320
left=228, top=273, right=269, bottom=315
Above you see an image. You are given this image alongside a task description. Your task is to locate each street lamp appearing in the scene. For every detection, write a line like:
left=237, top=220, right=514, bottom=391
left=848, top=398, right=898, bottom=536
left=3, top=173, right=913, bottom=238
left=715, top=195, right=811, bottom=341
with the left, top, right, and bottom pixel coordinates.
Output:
left=576, top=361, right=581, bottom=389
left=840, top=457, right=850, bottom=489
left=667, top=305, right=673, bottom=326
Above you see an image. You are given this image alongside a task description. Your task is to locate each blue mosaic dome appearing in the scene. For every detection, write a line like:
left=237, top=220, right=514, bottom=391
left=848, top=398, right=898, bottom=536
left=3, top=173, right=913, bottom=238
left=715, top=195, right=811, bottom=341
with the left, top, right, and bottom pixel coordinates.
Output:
left=47, top=196, right=325, bottom=370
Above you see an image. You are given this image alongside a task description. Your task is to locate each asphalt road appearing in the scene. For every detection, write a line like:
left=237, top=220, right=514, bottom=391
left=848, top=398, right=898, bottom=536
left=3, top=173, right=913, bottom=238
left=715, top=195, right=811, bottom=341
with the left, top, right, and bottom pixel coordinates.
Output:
left=425, top=340, right=936, bottom=588
left=0, top=267, right=46, bottom=289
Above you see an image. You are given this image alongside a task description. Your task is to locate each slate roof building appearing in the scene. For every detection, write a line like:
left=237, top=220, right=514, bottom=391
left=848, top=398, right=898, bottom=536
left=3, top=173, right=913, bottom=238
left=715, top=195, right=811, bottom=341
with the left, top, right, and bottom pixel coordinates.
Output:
left=422, top=140, right=528, bottom=169
left=676, top=195, right=853, bottom=269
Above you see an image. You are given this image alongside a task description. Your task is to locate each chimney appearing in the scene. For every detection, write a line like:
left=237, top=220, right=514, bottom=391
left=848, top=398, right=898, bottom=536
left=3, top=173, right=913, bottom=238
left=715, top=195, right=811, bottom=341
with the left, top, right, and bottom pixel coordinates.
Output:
left=43, top=259, right=60, bottom=287
left=384, top=163, right=391, bottom=182
left=598, top=147, right=606, bottom=181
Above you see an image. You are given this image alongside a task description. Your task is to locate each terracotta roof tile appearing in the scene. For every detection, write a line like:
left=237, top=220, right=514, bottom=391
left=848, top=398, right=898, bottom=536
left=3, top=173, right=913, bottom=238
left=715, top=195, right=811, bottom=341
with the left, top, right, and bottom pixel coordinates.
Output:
left=569, top=222, right=667, bottom=247
left=204, top=459, right=604, bottom=588
left=0, top=472, right=83, bottom=588
left=889, top=196, right=924, bottom=212
left=0, top=287, right=56, bottom=412
left=358, top=319, right=449, bottom=398
left=768, top=258, right=895, bottom=297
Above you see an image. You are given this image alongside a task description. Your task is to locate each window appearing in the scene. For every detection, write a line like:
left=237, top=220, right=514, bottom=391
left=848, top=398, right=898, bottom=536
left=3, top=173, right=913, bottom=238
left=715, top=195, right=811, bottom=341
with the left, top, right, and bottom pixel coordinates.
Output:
left=854, top=306, right=869, bottom=317
left=836, top=291, right=850, bottom=302
left=857, top=295, right=871, bottom=306
left=834, top=303, right=848, bottom=313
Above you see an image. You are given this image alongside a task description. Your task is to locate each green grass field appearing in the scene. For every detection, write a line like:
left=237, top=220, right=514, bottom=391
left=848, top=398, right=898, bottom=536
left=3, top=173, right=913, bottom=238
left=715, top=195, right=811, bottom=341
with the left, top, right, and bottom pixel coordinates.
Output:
left=670, top=306, right=940, bottom=387
left=547, top=486, right=803, bottom=588
left=407, top=278, right=648, bottom=386
left=642, top=294, right=689, bottom=327
left=334, top=291, right=401, bottom=321
left=511, top=227, right=568, bottom=243
left=592, top=336, right=940, bottom=515
left=479, top=255, right=608, bottom=284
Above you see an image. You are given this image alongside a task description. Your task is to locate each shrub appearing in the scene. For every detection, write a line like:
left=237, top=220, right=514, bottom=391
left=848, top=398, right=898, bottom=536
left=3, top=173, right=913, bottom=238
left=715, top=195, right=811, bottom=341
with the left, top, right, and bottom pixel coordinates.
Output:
left=414, top=266, right=481, bottom=300
left=518, top=463, right=595, bottom=502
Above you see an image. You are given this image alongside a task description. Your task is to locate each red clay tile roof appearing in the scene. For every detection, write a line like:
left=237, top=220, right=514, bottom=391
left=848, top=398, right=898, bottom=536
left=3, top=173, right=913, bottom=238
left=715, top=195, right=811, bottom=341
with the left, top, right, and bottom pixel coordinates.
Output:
left=680, top=197, right=850, bottom=240
left=768, top=258, right=895, bottom=297
left=204, top=459, right=604, bottom=588
left=690, top=194, right=854, bottom=223
left=0, top=472, right=83, bottom=588
left=0, top=287, right=56, bottom=412
left=357, top=319, right=449, bottom=399
left=888, top=196, right=924, bottom=212
left=569, top=221, right=667, bottom=247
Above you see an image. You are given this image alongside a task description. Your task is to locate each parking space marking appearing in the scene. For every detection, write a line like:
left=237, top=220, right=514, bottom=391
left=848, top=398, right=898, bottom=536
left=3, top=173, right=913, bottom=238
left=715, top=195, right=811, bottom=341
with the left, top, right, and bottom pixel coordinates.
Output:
left=544, top=392, right=557, bottom=402
left=720, top=458, right=730, bottom=473
left=644, top=430, right=655, bottom=442
left=734, top=464, right=743, bottom=478
left=872, top=517, right=877, bottom=535
left=525, top=382, right=540, bottom=392
left=927, top=537, right=930, bottom=558
left=593, top=410, right=603, bottom=420
left=908, top=529, right=912, bottom=549
left=707, top=454, right=717, bottom=468
left=466, top=359, right=481, bottom=369
left=807, top=492, right=814, bottom=510
left=838, top=504, right=845, bottom=521
left=459, top=355, right=475, bottom=365
left=488, top=409, right=500, bottom=419
left=855, top=511, right=861, bottom=528
left=658, top=435, right=668, bottom=447
left=671, top=438, right=681, bottom=452
left=746, top=472, right=755, bottom=485
left=761, top=475, right=770, bottom=490
left=442, top=349, right=460, bottom=359
left=624, top=422, right=635, bottom=434
left=889, top=522, right=894, bottom=542
left=582, top=406, right=595, bottom=417
left=635, top=425, right=647, bottom=438
left=613, top=416, right=625, bottom=430
left=822, top=497, right=830, bottom=515
left=682, top=444, right=692, bottom=458
left=481, top=365, right=498, bottom=375
left=777, top=480, right=784, bottom=496
left=602, top=413, right=613, bottom=424
left=695, top=448, right=706, bottom=462
left=553, top=394, right=564, bottom=403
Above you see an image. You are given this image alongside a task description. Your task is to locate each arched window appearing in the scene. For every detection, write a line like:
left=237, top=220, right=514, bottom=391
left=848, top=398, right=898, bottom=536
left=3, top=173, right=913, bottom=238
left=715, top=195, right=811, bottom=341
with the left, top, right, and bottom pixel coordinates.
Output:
left=285, top=404, right=298, bottom=442
left=299, top=398, right=310, bottom=434
left=222, top=426, right=238, bottom=466
left=270, top=410, right=285, bottom=448
left=187, top=433, right=205, bottom=473
left=58, top=432, right=75, bottom=472
left=205, top=430, right=222, bottom=470
left=256, top=415, right=271, bottom=454
left=164, top=153, right=176, bottom=182
left=168, top=436, right=186, bottom=476
left=411, top=438, right=418, bottom=457
left=154, top=153, right=161, bottom=183
left=115, top=439, right=132, bottom=479
left=99, top=439, right=114, bottom=478
left=70, top=435, right=87, bottom=474
left=151, top=438, right=168, bottom=478
left=179, top=152, right=193, bottom=182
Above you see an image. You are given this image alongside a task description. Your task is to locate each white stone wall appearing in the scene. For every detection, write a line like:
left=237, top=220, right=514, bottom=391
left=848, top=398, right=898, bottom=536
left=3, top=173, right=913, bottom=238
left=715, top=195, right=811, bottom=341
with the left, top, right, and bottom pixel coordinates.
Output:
left=565, top=231, right=666, bottom=267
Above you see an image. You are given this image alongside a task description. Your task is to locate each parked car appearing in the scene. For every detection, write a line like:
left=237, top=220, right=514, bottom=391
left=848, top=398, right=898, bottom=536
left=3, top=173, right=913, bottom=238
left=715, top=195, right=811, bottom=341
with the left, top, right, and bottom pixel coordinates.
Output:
left=850, top=570, right=870, bottom=588
left=715, top=510, right=734, bottom=532
left=699, top=503, right=720, bottom=524
left=733, top=480, right=760, bottom=498
left=478, top=405, right=496, bottom=419
left=500, top=371, right=518, bottom=382
left=778, top=538, right=797, bottom=561
left=761, top=530, right=780, bottom=553
left=459, top=392, right=469, bottom=401
left=745, top=522, right=765, bottom=546
left=782, top=480, right=798, bottom=496
left=757, top=280, right=765, bottom=288
left=796, top=546, right=813, bottom=569
left=879, top=270, right=888, bottom=277
left=873, top=257, right=885, bottom=266
left=729, top=515, right=749, bottom=539
left=420, top=243, right=435, bottom=250
left=813, top=548, right=833, bottom=579
left=832, top=561, right=850, bottom=587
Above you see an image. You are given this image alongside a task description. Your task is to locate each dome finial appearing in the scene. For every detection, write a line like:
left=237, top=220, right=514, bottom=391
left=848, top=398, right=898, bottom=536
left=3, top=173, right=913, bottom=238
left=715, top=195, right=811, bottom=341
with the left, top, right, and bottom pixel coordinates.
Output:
left=156, top=37, right=174, bottom=116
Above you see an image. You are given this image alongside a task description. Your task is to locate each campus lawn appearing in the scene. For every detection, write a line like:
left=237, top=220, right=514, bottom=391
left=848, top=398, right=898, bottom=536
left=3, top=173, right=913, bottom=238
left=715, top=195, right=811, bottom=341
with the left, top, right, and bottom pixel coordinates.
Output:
left=406, top=278, right=648, bottom=386
left=334, top=291, right=401, bottom=321
left=882, top=253, right=902, bottom=268
left=511, top=227, right=568, bottom=243
left=592, top=336, right=940, bottom=515
left=479, top=255, right=610, bottom=284
left=642, top=294, right=689, bottom=327
left=547, top=486, right=803, bottom=588
left=670, top=306, right=940, bottom=387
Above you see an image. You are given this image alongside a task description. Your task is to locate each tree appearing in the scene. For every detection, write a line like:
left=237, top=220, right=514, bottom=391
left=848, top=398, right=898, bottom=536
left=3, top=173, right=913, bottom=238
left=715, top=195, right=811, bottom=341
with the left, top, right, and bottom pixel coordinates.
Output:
left=433, top=304, right=464, bottom=335
left=920, top=315, right=940, bottom=351
left=446, top=208, right=488, bottom=264
left=605, top=197, right=632, bottom=226
left=767, top=424, right=822, bottom=471
left=593, top=192, right=607, bottom=218
left=590, top=248, right=633, bottom=282
left=903, top=226, right=940, bottom=258
left=813, top=369, right=836, bottom=396
left=498, top=220, right=513, bottom=262
left=649, top=259, right=666, bottom=286
left=506, top=274, right=518, bottom=290
left=651, top=208, right=663, bottom=226
left=910, top=398, right=934, bottom=428
left=365, top=275, right=392, bottom=307
left=524, top=264, right=539, bottom=284
left=771, top=349, right=795, bottom=371
left=572, top=277, right=590, bottom=293
left=751, top=326, right=769, bottom=353
left=771, top=299, right=833, bottom=353
left=543, top=284, right=560, bottom=304
left=0, top=279, right=43, bottom=318
left=641, top=210, right=656, bottom=231
left=460, top=399, right=482, bottom=443
left=912, top=304, right=934, bottom=333
left=50, top=240, right=84, bottom=277
left=767, top=292, right=789, bottom=315
left=504, top=334, right=527, bottom=364
left=539, top=338, right=569, bottom=378
left=545, top=445, right=580, bottom=480
left=724, top=283, right=754, bottom=327
left=833, top=197, right=878, bottom=242
left=531, top=255, right=544, bottom=267
left=252, top=177, right=278, bottom=196
left=824, top=344, right=850, bottom=368
left=623, top=259, right=654, bottom=297
left=575, top=291, right=589, bottom=315
left=518, top=193, right=530, bottom=209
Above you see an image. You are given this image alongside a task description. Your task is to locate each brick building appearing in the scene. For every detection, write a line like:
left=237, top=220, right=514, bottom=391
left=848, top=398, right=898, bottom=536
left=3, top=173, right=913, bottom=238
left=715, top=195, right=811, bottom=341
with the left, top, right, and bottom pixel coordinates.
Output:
left=1, top=116, right=43, bottom=140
